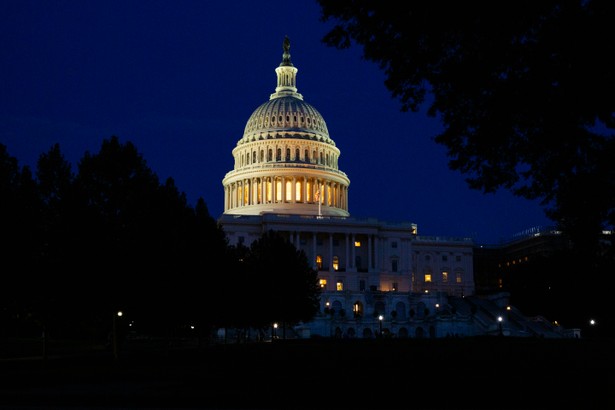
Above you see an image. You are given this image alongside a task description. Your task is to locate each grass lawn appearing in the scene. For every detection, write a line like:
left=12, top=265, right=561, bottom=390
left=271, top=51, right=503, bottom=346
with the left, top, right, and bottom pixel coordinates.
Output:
left=0, top=336, right=612, bottom=409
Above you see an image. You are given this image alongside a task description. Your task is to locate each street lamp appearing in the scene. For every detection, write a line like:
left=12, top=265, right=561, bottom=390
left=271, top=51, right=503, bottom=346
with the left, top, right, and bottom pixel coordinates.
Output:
left=273, top=322, right=278, bottom=340
left=378, top=315, right=383, bottom=337
left=497, top=315, right=503, bottom=336
left=113, top=310, right=123, bottom=359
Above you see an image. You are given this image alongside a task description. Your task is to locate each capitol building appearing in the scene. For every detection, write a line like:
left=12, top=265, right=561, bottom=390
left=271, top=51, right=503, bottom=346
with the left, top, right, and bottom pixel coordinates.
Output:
left=218, top=38, right=573, bottom=339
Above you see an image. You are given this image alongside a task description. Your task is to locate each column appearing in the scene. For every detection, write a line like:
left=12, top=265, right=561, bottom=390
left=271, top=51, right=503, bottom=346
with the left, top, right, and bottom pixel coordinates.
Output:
left=351, top=233, right=356, bottom=270
left=345, top=233, right=350, bottom=270
left=328, top=233, right=334, bottom=271
left=312, top=232, right=318, bottom=270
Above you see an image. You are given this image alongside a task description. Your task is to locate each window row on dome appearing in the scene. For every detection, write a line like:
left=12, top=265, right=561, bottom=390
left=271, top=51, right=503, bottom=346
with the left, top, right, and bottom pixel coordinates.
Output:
left=246, top=113, right=325, bottom=133
left=236, top=144, right=339, bottom=169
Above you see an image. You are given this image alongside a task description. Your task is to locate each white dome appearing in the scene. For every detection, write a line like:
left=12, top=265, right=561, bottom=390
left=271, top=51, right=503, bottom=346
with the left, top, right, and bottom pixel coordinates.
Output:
left=240, top=95, right=333, bottom=146
left=222, top=37, right=350, bottom=218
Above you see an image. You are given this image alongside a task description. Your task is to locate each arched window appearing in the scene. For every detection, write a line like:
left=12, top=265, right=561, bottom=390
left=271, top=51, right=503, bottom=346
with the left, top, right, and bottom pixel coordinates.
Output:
left=374, top=301, right=386, bottom=316
left=276, top=179, right=282, bottom=202
left=395, top=302, right=407, bottom=320
left=295, top=180, right=301, bottom=201
left=353, top=301, right=363, bottom=318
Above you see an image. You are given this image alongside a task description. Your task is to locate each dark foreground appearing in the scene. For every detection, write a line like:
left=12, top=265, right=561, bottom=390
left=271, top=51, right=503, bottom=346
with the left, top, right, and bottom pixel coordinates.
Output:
left=0, top=336, right=613, bottom=409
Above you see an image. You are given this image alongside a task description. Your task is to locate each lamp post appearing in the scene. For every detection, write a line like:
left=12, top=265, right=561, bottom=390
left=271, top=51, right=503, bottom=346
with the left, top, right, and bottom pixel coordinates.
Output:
left=497, top=315, right=503, bottom=336
left=378, top=315, right=383, bottom=337
left=272, top=322, right=278, bottom=340
left=113, top=310, right=123, bottom=359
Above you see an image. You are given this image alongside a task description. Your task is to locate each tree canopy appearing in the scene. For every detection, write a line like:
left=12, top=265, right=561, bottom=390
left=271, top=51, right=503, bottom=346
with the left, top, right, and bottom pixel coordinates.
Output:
left=0, top=137, right=228, bottom=339
left=0, top=137, right=323, bottom=341
left=220, top=230, right=321, bottom=334
left=317, top=0, right=615, bottom=256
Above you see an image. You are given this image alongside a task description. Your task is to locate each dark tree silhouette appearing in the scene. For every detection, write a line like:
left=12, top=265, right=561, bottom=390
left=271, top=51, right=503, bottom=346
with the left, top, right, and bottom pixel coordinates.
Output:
left=238, top=230, right=321, bottom=333
left=0, top=144, right=42, bottom=336
left=317, top=1, right=615, bottom=256
left=0, top=137, right=233, bottom=341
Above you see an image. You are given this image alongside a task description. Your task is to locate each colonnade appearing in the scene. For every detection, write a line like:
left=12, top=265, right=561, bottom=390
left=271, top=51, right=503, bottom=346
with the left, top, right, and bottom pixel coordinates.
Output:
left=224, top=175, right=348, bottom=212
left=283, top=230, right=377, bottom=273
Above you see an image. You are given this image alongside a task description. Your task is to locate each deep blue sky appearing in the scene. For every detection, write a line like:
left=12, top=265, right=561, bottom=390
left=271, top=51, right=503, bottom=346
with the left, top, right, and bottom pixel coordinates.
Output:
left=1, top=0, right=553, bottom=244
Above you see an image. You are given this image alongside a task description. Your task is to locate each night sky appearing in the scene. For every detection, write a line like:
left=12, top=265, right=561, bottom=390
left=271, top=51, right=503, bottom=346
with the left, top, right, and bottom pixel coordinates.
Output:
left=1, top=0, right=553, bottom=244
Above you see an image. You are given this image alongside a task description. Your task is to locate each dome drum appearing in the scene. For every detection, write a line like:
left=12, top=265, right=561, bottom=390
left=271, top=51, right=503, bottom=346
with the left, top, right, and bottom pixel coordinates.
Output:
left=231, top=140, right=341, bottom=173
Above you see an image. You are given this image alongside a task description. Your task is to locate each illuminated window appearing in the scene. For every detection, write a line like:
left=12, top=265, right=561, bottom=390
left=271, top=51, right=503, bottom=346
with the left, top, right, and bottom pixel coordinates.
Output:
left=316, top=255, right=323, bottom=270
left=354, top=241, right=361, bottom=247
left=333, top=256, right=339, bottom=271
left=456, top=273, right=463, bottom=283
left=336, top=281, right=343, bottom=291
left=424, top=274, right=432, bottom=283
left=442, top=271, right=449, bottom=282
left=265, top=180, right=273, bottom=202
left=295, top=181, right=301, bottom=201
left=319, top=279, right=327, bottom=288
left=276, top=179, right=282, bottom=201
left=353, top=302, right=363, bottom=317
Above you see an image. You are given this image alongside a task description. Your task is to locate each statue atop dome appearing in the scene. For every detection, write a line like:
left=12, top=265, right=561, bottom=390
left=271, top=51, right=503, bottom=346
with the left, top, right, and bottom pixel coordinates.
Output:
left=281, top=35, right=293, bottom=67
